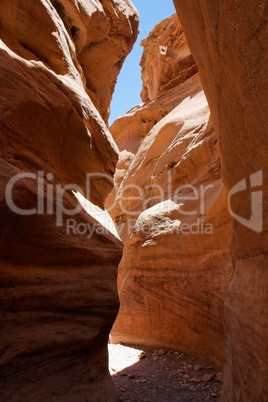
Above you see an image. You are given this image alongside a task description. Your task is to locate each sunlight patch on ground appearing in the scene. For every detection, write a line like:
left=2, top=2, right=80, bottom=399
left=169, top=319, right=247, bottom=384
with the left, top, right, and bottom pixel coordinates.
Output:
left=108, top=343, right=144, bottom=375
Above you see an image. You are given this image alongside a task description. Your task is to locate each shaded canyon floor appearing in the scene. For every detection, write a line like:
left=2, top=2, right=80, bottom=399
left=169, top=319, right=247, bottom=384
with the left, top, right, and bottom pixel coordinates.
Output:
left=109, top=344, right=223, bottom=401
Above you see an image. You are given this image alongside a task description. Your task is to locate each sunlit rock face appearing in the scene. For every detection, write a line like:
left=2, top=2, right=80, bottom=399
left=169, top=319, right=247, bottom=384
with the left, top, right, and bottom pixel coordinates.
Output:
left=107, top=14, right=200, bottom=220
left=173, top=1, right=268, bottom=401
left=0, top=0, right=138, bottom=400
left=140, top=14, right=198, bottom=102
left=108, top=14, right=233, bottom=367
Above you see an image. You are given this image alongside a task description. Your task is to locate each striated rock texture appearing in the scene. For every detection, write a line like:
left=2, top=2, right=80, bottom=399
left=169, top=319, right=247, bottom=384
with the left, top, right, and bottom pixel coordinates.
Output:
left=140, top=14, right=198, bottom=102
left=0, top=0, right=138, bottom=401
left=0, top=0, right=138, bottom=124
left=108, top=15, right=233, bottom=366
left=106, top=14, right=200, bottom=220
left=109, top=15, right=198, bottom=155
left=173, top=0, right=268, bottom=401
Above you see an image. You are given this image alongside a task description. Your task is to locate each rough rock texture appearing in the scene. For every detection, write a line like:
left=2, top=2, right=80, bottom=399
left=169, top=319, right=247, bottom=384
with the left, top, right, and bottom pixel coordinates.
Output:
left=107, top=73, right=203, bottom=220
left=0, top=0, right=138, bottom=401
left=140, top=14, right=198, bottom=102
left=109, top=15, right=197, bottom=154
left=108, top=15, right=233, bottom=367
left=0, top=0, right=138, bottom=124
left=173, top=0, right=268, bottom=401
left=110, top=344, right=223, bottom=401
left=107, top=14, right=199, bottom=218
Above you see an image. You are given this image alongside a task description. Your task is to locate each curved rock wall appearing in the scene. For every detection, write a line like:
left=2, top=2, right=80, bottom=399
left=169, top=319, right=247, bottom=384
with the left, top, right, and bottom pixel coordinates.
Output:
left=173, top=0, right=268, bottom=400
left=0, top=1, right=138, bottom=401
left=108, top=15, right=233, bottom=366
left=0, top=0, right=138, bottom=124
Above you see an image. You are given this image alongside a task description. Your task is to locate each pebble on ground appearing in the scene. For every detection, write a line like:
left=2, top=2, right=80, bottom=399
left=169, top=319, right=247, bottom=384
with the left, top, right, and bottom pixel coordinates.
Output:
left=109, top=344, right=223, bottom=402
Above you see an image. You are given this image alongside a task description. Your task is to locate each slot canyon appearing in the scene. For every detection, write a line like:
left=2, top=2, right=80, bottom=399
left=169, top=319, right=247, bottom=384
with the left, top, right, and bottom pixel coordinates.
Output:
left=0, top=1, right=267, bottom=401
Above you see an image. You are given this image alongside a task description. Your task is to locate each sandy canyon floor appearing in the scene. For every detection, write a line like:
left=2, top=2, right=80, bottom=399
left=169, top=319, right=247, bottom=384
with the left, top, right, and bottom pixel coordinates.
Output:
left=109, top=344, right=223, bottom=402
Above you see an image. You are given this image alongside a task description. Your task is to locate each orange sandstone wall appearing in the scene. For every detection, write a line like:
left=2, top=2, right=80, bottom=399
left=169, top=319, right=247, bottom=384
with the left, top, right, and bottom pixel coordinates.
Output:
left=173, top=1, right=268, bottom=401
left=108, top=14, right=233, bottom=367
left=0, top=0, right=138, bottom=400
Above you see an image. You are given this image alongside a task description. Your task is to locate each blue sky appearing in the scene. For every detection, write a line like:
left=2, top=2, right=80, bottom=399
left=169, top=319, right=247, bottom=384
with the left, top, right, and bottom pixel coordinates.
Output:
left=109, top=0, right=175, bottom=124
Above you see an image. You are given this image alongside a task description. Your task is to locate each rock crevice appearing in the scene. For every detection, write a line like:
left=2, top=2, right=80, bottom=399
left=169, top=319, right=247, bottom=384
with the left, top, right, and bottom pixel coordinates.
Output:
left=108, top=14, right=233, bottom=368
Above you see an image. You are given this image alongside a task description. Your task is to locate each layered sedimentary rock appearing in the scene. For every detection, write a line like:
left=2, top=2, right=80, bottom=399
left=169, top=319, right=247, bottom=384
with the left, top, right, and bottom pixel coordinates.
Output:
left=109, top=15, right=198, bottom=156
left=140, top=14, right=198, bottom=102
left=107, top=14, right=200, bottom=223
left=0, top=1, right=138, bottom=401
left=108, top=15, right=233, bottom=366
left=173, top=0, right=268, bottom=400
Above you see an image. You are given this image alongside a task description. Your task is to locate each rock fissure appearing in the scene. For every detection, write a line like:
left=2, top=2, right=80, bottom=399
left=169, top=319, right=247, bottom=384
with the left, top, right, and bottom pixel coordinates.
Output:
left=0, top=1, right=267, bottom=401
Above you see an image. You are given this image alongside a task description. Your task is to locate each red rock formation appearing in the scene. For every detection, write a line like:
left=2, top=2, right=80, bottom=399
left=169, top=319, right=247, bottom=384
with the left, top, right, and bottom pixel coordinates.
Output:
left=140, top=14, right=197, bottom=102
left=173, top=0, right=268, bottom=400
left=108, top=15, right=233, bottom=366
left=107, top=14, right=200, bottom=223
left=0, top=0, right=138, bottom=400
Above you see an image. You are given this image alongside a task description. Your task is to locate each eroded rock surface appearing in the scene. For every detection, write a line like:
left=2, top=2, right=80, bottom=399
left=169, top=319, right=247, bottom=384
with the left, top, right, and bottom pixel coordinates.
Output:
left=0, top=0, right=138, bottom=124
left=108, top=15, right=233, bottom=367
left=140, top=14, right=198, bottom=102
left=173, top=0, right=268, bottom=400
left=0, top=0, right=138, bottom=400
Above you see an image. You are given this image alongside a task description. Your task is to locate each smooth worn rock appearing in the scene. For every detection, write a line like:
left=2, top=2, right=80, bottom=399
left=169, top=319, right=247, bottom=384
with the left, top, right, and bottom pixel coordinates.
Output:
left=109, top=14, right=233, bottom=367
left=173, top=0, right=268, bottom=401
left=0, top=0, right=138, bottom=400
left=107, top=14, right=199, bottom=203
